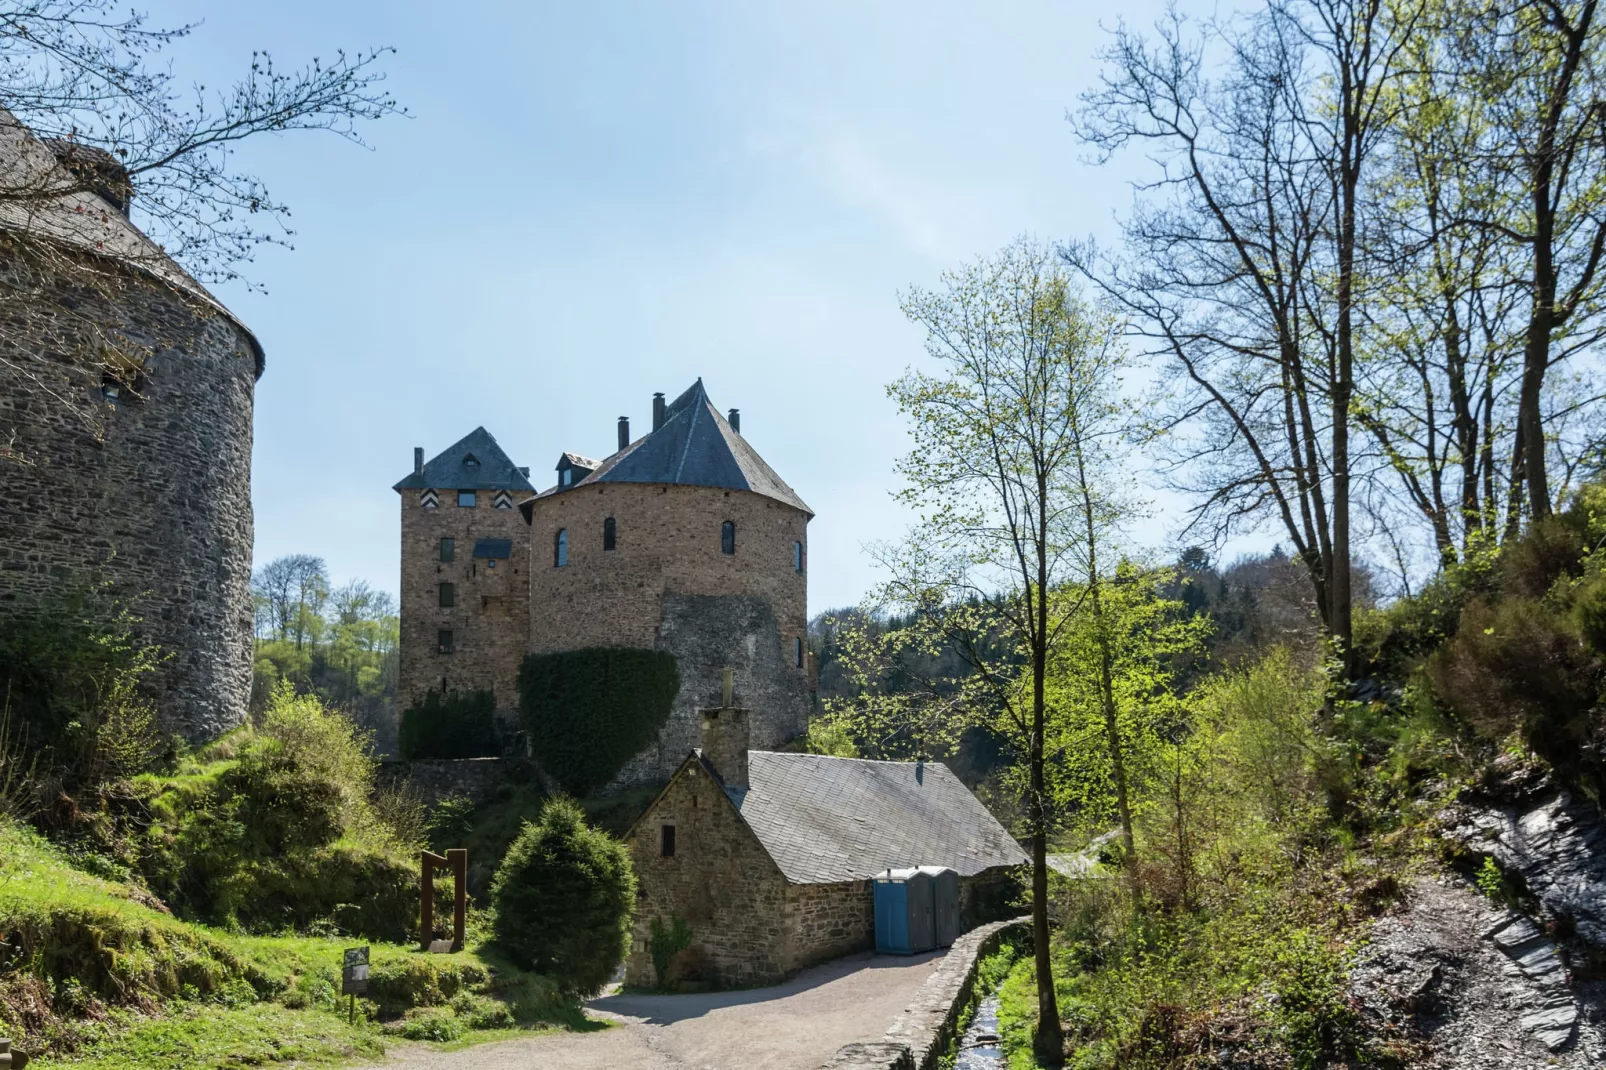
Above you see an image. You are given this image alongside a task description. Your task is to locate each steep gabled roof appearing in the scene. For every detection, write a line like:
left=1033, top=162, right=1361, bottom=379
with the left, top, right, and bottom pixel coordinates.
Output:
left=727, top=751, right=1027, bottom=884
left=394, top=427, right=534, bottom=492
left=538, top=379, right=811, bottom=515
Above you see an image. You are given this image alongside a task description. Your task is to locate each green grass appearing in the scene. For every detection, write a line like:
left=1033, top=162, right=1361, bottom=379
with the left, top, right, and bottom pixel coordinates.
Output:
left=0, top=819, right=584, bottom=1067
left=46, top=1002, right=382, bottom=1069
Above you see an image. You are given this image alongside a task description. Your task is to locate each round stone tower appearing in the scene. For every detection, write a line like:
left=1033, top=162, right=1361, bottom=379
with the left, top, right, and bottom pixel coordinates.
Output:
left=0, top=116, right=262, bottom=741
left=524, top=380, right=813, bottom=787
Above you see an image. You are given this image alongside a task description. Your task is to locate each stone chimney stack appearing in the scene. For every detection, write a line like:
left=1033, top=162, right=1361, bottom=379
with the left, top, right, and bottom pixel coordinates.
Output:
left=652, top=392, right=666, bottom=431
left=700, top=668, right=749, bottom=789
left=617, top=416, right=630, bottom=451
left=727, top=408, right=740, bottom=433
left=414, top=447, right=423, bottom=474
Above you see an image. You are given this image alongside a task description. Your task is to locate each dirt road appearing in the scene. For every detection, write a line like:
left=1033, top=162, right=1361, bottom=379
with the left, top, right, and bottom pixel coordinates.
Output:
left=361, top=949, right=944, bottom=1070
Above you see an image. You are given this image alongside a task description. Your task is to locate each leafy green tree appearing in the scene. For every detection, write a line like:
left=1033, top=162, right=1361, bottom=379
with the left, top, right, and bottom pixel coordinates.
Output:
left=870, top=237, right=1131, bottom=1064
left=489, top=798, right=636, bottom=997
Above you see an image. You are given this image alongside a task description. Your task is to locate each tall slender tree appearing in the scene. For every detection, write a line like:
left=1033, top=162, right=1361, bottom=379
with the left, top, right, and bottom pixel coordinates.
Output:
left=888, top=238, right=1131, bottom=1065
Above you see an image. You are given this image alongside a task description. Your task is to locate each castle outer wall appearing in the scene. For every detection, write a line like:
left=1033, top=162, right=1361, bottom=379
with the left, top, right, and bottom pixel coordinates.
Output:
left=398, top=489, right=531, bottom=714
left=526, top=482, right=810, bottom=786
left=0, top=248, right=259, bottom=741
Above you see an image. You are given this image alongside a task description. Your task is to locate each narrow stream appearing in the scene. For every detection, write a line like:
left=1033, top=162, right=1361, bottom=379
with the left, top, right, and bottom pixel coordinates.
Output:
left=954, top=991, right=1006, bottom=1069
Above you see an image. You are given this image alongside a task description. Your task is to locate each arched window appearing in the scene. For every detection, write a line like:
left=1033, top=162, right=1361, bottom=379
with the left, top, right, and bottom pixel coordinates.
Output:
left=603, top=516, right=617, bottom=551
left=554, top=528, right=568, bottom=567
left=793, top=541, right=803, bottom=573
left=721, top=520, right=736, bottom=555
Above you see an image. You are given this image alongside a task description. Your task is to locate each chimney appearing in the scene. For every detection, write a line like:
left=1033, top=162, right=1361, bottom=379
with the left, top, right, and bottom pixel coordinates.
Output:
left=727, top=408, right=740, bottom=433
left=652, top=392, right=666, bottom=431
left=699, top=668, right=749, bottom=789
left=414, top=447, right=424, bottom=474
left=617, top=416, right=630, bottom=451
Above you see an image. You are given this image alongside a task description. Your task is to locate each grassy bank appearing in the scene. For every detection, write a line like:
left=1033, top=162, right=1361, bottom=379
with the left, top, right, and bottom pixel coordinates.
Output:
left=0, top=818, right=584, bottom=1068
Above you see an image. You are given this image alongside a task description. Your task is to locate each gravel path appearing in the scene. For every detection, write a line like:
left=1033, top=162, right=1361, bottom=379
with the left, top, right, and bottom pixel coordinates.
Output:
left=360, top=949, right=945, bottom=1070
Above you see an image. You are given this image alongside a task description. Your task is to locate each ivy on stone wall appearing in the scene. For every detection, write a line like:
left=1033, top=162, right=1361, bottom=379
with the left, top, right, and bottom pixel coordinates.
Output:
left=518, top=648, right=679, bottom=794
left=399, top=689, right=500, bottom=760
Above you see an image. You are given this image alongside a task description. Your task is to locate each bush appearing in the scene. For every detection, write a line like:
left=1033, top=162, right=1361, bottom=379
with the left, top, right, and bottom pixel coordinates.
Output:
left=518, top=648, right=679, bottom=794
left=125, top=685, right=419, bottom=939
left=648, top=916, right=691, bottom=988
left=0, top=589, right=164, bottom=792
left=399, top=689, right=499, bottom=760
left=489, top=797, right=636, bottom=996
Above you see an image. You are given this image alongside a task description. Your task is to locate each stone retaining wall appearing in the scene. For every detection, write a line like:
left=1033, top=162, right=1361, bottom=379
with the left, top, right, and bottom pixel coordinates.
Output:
left=376, top=757, right=540, bottom=807
left=821, top=916, right=1029, bottom=1070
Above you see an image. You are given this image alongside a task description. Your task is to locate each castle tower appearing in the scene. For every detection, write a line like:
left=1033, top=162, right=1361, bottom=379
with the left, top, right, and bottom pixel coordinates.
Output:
left=394, top=428, right=534, bottom=715
left=0, top=114, right=262, bottom=741
left=522, top=379, right=813, bottom=788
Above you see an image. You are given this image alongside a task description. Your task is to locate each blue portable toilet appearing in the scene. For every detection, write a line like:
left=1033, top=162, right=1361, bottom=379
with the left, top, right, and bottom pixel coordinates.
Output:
left=918, top=866, right=960, bottom=947
left=874, top=867, right=935, bottom=954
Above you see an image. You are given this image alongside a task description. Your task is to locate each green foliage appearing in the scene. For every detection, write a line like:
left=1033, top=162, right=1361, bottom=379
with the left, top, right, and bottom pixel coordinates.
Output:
left=489, top=797, right=637, bottom=996
left=804, top=716, right=860, bottom=758
left=125, top=685, right=417, bottom=940
left=0, top=588, right=164, bottom=792
left=1475, top=856, right=1503, bottom=899
left=518, top=647, right=679, bottom=794
left=399, top=689, right=500, bottom=760
left=648, top=916, right=692, bottom=988
left=1043, top=566, right=1210, bottom=851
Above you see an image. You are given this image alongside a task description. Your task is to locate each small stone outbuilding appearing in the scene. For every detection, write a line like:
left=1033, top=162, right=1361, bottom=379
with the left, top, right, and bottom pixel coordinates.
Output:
left=623, top=704, right=1027, bottom=989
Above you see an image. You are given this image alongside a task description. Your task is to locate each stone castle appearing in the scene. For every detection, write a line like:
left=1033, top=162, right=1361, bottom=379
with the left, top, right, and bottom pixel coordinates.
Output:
left=395, top=379, right=814, bottom=787
left=0, top=113, right=261, bottom=741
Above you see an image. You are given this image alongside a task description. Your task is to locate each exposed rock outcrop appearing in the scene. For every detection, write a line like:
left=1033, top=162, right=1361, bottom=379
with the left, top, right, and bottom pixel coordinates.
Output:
left=1350, top=876, right=1604, bottom=1066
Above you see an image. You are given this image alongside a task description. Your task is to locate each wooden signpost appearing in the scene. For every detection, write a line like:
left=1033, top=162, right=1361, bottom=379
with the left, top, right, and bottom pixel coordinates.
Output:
left=341, top=946, right=369, bottom=1024
left=420, top=848, right=468, bottom=953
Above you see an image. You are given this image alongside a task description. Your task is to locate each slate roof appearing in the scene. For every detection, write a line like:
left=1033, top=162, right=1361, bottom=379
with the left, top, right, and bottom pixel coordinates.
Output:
left=394, top=427, right=535, bottom=492
left=559, top=452, right=601, bottom=471
left=537, top=379, right=811, bottom=515
left=473, top=538, right=512, bottom=559
left=724, top=751, right=1028, bottom=885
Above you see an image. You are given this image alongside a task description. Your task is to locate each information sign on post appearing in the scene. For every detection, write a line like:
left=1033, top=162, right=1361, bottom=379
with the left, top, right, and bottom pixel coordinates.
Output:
left=342, top=946, right=370, bottom=1023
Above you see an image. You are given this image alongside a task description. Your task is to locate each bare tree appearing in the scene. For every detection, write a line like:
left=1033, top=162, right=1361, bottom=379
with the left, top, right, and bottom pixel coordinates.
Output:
left=0, top=0, right=400, bottom=459
left=1068, top=0, right=1419, bottom=676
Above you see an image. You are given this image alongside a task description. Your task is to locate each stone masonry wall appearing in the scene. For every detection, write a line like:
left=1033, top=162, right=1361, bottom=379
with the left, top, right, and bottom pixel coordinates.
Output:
left=398, top=488, right=530, bottom=716
left=785, top=879, right=875, bottom=972
left=624, top=758, right=793, bottom=988
left=528, top=483, right=811, bottom=787
left=0, top=246, right=258, bottom=740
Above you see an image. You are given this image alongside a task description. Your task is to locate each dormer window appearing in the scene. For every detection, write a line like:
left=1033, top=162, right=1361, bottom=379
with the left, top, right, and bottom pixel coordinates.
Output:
left=463, top=454, right=480, bottom=469
left=561, top=469, right=573, bottom=487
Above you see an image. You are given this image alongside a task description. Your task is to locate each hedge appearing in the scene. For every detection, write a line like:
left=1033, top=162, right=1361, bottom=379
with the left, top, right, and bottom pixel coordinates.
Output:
left=399, top=689, right=500, bottom=760
left=518, top=648, right=679, bottom=794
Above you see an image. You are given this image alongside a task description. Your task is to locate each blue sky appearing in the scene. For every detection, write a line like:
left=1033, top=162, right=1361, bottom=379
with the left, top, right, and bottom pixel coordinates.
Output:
left=150, top=0, right=1177, bottom=613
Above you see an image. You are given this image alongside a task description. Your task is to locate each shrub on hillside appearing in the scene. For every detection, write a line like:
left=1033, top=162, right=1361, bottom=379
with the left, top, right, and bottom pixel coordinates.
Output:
left=0, top=589, right=165, bottom=795
left=489, top=797, right=636, bottom=996
left=518, top=648, right=679, bottom=794
left=399, top=689, right=500, bottom=759
left=129, top=685, right=418, bottom=938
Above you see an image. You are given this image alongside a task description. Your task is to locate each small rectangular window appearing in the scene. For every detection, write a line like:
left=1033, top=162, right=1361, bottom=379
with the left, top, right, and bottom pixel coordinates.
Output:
left=458, top=490, right=477, bottom=508
left=793, top=541, right=803, bottom=572
left=660, top=824, right=676, bottom=857
left=795, top=636, right=804, bottom=668
left=440, top=537, right=455, bottom=562
left=438, top=629, right=454, bottom=654
left=439, top=582, right=455, bottom=608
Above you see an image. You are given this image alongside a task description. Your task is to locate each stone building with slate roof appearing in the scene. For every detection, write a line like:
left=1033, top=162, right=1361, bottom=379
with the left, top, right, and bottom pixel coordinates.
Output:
left=621, top=704, right=1026, bottom=988
left=395, top=380, right=814, bottom=784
